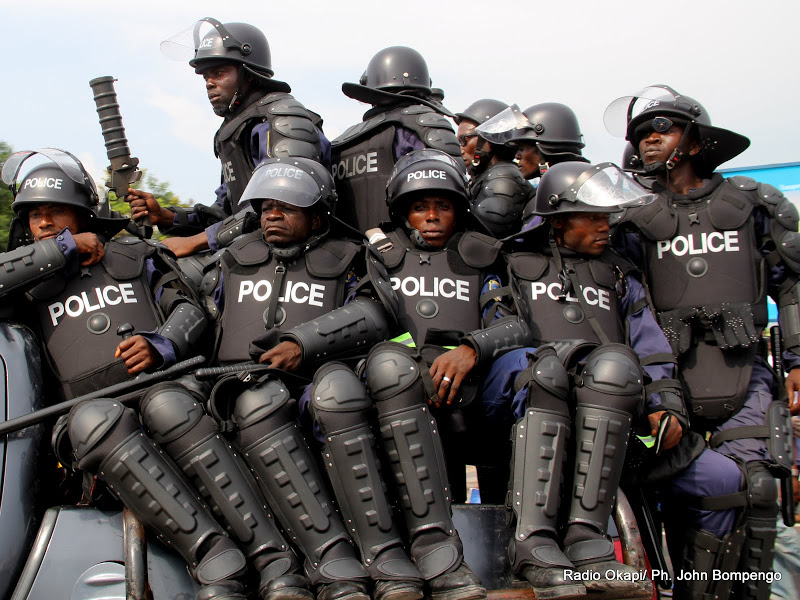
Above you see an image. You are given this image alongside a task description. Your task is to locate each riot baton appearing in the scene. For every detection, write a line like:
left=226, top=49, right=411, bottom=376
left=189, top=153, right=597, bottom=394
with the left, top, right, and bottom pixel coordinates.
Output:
left=0, top=355, right=206, bottom=437
left=770, top=324, right=796, bottom=526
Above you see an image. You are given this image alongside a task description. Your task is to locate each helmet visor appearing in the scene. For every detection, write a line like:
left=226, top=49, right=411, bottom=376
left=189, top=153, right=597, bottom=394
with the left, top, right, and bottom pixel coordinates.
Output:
left=475, top=104, right=532, bottom=145
left=2, top=148, right=86, bottom=189
left=241, top=161, right=322, bottom=208
left=161, top=18, right=231, bottom=61
left=604, top=86, right=680, bottom=137
left=571, top=163, right=656, bottom=210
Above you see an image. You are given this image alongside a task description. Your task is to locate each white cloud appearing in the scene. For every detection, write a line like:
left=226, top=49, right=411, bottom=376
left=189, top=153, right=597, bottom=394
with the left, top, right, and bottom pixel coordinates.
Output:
left=145, top=89, right=219, bottom=150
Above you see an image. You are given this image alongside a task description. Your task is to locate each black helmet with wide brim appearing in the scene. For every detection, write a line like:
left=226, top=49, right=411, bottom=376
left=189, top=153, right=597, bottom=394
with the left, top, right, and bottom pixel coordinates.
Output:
left=3, top=148, right=129, bottom=238
left=342, top=46, right=455, bottom=117
left=604, top=85, right=750, bottom=175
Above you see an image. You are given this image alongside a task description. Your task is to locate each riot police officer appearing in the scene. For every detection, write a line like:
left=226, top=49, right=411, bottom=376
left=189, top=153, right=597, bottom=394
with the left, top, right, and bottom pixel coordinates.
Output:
left=605, top=85, right=797, bottom=600
left=454, top=98, right=509, bottom=169
left=463, top=104, right=533, bottom=238
left=128, top=18, right=329, bottom=257
left=0, top=150, right=260, bottom=600
left=479, top=161, right=692, bottom=598
left=330, top=46, right=461, bottom=233
left=314, top=148, right=531, bottom=600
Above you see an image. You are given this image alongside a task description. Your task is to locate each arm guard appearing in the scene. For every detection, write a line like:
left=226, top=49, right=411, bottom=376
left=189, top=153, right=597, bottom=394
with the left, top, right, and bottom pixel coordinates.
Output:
left=639, top=352, right=689, bottom=429
left=0, top=238, right=67, bottom=298
left=461, top=316, right=532, bottom=366
left=157, top=302, right=208, bottom=359
left=213, top=208, right=258, bottom=248
left=779, top=279, right=800, bottom=354
left=280, top=298, right=391, bottom=363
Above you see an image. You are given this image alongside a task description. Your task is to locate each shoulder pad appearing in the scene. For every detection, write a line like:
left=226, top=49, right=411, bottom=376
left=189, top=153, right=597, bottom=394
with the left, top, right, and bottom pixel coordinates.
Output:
left=103, top=236, right=155, bottom=280
left=482, top=166, right=533, bottom=200
left=260, top=94, right=306, bottom=116
left=726, top=175, right=758, bottom=191
left=623, top=197, right=677, bottom=241
left=756, top=181, right=785, bottom=205
left=331, top=113, right=389, bottom=146
left=602, top=248, right=637, bottom=275
left=305, top=239, right=361, bottom=278
left=508, top=252, right=549, bottom=281
left=379, top=229, right=410, bottom=269
left=708, top=181, right=756, bottom=230
left=753, top=182, right=798, bottom=231
left=227, top=231, right=271, bottom=266
left=588, top=257, right=617, bottom=288
left=777, top=230, right=800, bottom=273
left=457, top=231, right=502, bottom=269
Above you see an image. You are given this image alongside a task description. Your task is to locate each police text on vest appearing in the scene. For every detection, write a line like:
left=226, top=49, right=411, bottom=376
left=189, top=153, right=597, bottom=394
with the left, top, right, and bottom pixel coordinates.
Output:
left=48, top=283, right=138, bottom=326
left=237, top=280, right=325, bottom=306
left=656, top=231, right=739, bottom=259
left=530, top=282, right=611, bottom=310
left=390, top=276, right=469, bottom=301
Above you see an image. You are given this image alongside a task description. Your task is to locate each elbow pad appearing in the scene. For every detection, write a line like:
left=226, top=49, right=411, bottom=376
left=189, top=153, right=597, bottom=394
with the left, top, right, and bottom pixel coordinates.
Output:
left=281, top=298, right=391, bottom=363
left=779, top=280, right=800, bottom=354
left=1, top=238, right=67, bottom=297
left=213, top=209, right=258, bottom=248
left=158, top=303, right=207, bottom=358
left=462, top=317, right=532, bottom=366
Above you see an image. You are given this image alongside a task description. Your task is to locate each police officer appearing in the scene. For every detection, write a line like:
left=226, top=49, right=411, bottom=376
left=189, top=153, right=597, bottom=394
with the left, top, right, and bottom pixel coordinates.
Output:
left=318, top=148, right=532, bottom=600
left=454, top=98, right=509, bottom=170
left=203, top=156, right=423, bottom=600
left=479, top=162, right=690, bottom=598
left=605, top=85, right=798, bottom=600
left=330, top=46, right=461, bottom=233
left=0, top=150, right=259, bottom=600
left=128, top=18, right=329, bottom=257
left=456, top=104, right=532, bottom=238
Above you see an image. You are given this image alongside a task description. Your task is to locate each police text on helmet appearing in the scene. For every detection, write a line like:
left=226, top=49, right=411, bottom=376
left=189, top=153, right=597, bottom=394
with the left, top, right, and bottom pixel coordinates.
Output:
left=530, top=282, right=611, bottom=310
left=390, top=276, right=469, bottom=301
left=332, top=152, right=378, bottom=180
left=656, top=231, right=739, bottom=259
left=23, top=177, right=63, bottom=190
left=237, top=279, right=325, bottom=306
left=407, top=169, right=446, bottom=182
left=48, top=284, right=138, bottom=326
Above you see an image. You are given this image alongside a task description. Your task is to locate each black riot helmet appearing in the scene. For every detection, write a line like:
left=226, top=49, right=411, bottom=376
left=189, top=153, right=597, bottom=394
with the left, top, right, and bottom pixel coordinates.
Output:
left=385, top=149, right=473, bottom=227
left=532, top=162, right=655, bottom=218
left=621, top=142, right=644, bottom=174
left=342, top=46, right=454, bottom=116
left=242, top=157, right=338, bottom=215
left=2, top=148, right=128, bottom=237
left=507, top=103, right=586, bottom=162
left=604, top=85, right=749, bottom=175
left=455, top=99, right=509, bottom=126
left=162, top=18, right=290, bottom=95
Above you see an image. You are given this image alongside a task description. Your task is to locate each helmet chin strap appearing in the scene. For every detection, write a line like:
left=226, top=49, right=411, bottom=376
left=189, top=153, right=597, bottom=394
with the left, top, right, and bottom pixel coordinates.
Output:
left=404, top=219, right=435, bottom=250
left=643, top=121, right=693, bottom=175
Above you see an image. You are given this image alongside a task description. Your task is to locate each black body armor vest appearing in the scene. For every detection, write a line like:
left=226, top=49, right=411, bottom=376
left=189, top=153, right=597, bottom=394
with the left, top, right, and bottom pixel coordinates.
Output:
left=380, top=229, right=492, bottom=347
left=469, top=162, right=532, bottom=238
left=214, top=92, right=323, bottom=212
left=28, top=238, right=162, bottom=398
left=508, top=250, right=626, bottom=345
left=331, top=105, right=460, bottom=232
left=218, top=232, right=359, bottom=363
left=625, top=176, right=769, bottom=420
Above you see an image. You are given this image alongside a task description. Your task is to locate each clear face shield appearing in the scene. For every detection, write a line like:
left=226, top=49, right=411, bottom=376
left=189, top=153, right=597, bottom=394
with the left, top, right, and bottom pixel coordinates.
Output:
left=553, top=163, right=656, bottom=212
left=474, top=104, right=534, bottom=145
left=241, top=161, right=323, bottom=209
left=2, top=148, right=89, bottom=191
left=603, top=85, right=681, bottom=137
left=160, top=18, right=246, bottom=62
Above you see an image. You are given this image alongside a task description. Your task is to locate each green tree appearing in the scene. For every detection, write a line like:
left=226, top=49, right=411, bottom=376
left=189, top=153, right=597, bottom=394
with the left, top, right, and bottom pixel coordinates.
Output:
left=0, top=141, right=15, bottom=249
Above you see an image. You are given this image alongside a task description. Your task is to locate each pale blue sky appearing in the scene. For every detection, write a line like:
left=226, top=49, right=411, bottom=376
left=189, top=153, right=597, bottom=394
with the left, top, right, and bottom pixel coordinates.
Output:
left=3, top=0, right=798, bottom=206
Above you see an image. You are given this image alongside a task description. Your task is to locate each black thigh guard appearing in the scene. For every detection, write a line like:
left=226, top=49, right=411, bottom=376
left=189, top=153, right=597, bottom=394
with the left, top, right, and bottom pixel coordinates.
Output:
left=311, top=362, right=421, bottom=583
left=233, top=377, right=367, bottom=586
left=140, top=382, right=300, bottom=576
left=674, top=527, right=744, bottom=600
left=509, top=348, right=573, bottom=573
left=365, top=342, right=462, bottom=580
left=68, top=399, right=246, bottom=585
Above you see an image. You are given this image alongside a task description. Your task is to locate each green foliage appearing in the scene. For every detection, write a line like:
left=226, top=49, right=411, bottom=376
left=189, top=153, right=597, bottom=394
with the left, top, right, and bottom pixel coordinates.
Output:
left=0, top=142, right=15, bottom=249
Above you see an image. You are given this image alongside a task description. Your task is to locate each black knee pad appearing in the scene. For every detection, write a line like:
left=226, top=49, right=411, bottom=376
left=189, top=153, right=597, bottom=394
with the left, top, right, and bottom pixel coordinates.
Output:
left=524, top=346, right=570, bottom=413
left=233, top=377, right=295, bottom=449
left=140, top=382, right=207, bottom=445
left=68, top=399, right=137, bottom=470
left=746, top=462, right=779, bottom=516
left=311, top=362, right=372, bottom=436
left=576, top=344, right=643, bottom=414
left=364, top=343, right=425, bottom=409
